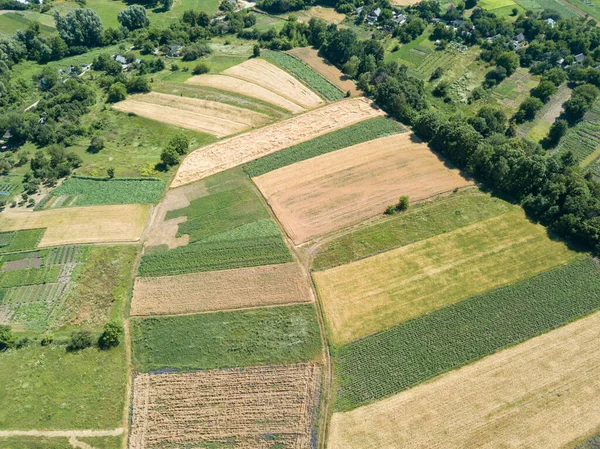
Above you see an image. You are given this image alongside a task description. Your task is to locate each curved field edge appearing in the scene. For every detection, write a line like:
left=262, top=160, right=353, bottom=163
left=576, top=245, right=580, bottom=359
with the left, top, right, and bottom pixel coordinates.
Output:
left=333, top=257, right=600, bottom=412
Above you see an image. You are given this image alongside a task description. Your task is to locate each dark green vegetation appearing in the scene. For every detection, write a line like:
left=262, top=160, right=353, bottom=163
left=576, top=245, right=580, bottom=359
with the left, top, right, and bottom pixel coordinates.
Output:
left=333, top=257, right=600, bottom=411
left=243, top=117, right=405, bottom=178
left=48, top=176, right=165, bottom=207
left=0, top=343, right=126, bottom=429
left=554, top=101, right=600, bottom=164
left=0, top=230, right=44, bottom=254
left=139, top=169, right=292, bottom=276
left=131, top=304, right=322, bottom=372
left=263, top=50, right=344, bottom=101
left=312, top=191, right=514, bottom=270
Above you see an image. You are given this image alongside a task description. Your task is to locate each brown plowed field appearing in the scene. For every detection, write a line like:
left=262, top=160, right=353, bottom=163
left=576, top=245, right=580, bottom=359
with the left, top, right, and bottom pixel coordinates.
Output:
left=253, top=133, right=472, bottom=244
left=223, top=59, right=323, bottom=109
left=112, top=92, right=270, bottom=137
left=130, top=363, right=321, bottom=449
left=328, top=311, right=600, bottom=449
left=130, top=262, right=313, bottom=316
left=287, top=47, right=360, bottom=96
left=171, top=97, right=384, bottom=187
left=0, top=205, right=149, bottom=247
left=186, top=74, right=306, bottom=113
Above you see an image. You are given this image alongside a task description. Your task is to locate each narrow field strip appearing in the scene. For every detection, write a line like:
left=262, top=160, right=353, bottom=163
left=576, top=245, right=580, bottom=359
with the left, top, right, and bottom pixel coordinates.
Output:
left=130, top=364, right=321, bottom=449
left=254, top=133, right=472, bottom=244
left=131, top=262, right=313, bottom=316
left=172, top=97, right=383, bottom=187
left=0, top=205, right=149, bottom=247
left=223, top=58, right=324, bottom=108
left=112, top=92, right=270, bottom=138
left=314, top=209, right=577, bottom=345
left=186, top=74, right=305, bottom=113
left=0, top=229, right=44, bottom=254
left=0, top=429, right=123, bottom=437
left=328, top=310, right=600, bottom=449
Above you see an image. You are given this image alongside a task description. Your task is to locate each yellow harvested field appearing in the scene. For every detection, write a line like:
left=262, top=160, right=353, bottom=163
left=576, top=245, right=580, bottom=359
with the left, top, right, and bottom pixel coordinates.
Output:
left=171, top=97, right=384, bottom=187
left=287, top=47, right=360, bottom=96
left=389, top=0, right=422, bottom=5
left=0, top=205, right=149, bottom=247
left=314, top=209, right=577, bottom=345
left=328, top=311, right=600, bottom=449
left=254, top=133, right=472, bottom=244
left=112, top=92, right=270, bottom=137
left=294, top=6, right=347, bottom=23
left=186, top=74, right=306, bottom=113
left=131, top=263, right=313, bottom=316
left=130, top=363, right=321, bottom=449
left=223, top=58, right=323, bottom=109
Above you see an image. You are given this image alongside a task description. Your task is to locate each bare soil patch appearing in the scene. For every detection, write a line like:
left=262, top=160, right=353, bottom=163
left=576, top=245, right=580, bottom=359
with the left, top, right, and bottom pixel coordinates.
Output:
left=224, top=58, right=323, bottom=109
left=254, top=133, right=472, bottom=244
left=2, top=255, right=43, bottom=271
left=129, top=363, right=321, bottom=449
left=328, top=311, right=600, bottom=449
left=172, top=97, right=384, bottom=187
left=112, top=92, right=270, bottom=137
left=186, top=74, right=305, bottom=113
left=130, top=262, right=313, bottom=316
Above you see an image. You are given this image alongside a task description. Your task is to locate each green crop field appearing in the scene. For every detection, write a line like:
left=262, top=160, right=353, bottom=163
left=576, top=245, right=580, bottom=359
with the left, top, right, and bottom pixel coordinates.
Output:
left=0, top=12, right=55, bottom=37
left=514, top=0, right=580, bottom=16
left=243, top=117, right=405, bottom=178
left=0, top=230, right=44, bottom=254
left=131, top=304, right=322, bottom=372
left=0, top=343, right=126, bottom=430
left=563, top=0, right=600, bottom=19
left=48, top=177, right=165, bottom=207
left=263, top=51, right=344, bottom=101
left=312, top=191, right=514, bottom=270
left=333, top=257, right=600, bottom=411
left=0, top=266, right=60, bottom=289
left=0, top=437, right=73, bottom=448
left=555, top=102, right=600, bottom=163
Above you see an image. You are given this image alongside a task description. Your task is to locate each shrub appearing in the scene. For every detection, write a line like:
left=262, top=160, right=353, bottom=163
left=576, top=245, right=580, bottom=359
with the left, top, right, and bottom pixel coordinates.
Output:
left=167, top=134, right=189, bottom=155
left=192, top=63, right=210, bottom=75
left=160, top=146, right=179, bottom=167
left=68, top=330, right=93, bottom=351
left=98, top=321, right=123, bottom=349
left=40, top=334, right=54, bottom=346
left=108, top=82, right=127, bottom=102
left=181, top=43, right=212, bottom=61
left=253, top=44, right=260, bottom=57
left=89, top=136, right=105, bottom=153
left=0, top=325, right=16, bottom=351
left=396, top=195, right=410, bottom=212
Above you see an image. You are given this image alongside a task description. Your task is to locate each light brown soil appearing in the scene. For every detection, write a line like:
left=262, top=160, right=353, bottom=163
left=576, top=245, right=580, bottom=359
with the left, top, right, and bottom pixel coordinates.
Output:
left=254, top=133, right=472, bottom=245
left=171, top=97, right=384, bottom=187
left=328, top=311, right=600, bottom=449
left=130, top=262, right=313, bottom=316
left=0, top=205, right=149, bottom=247
left=223, top=59, right=323, bottom=109
left=293, top=6, right=346, bottom=23
left=389, top=0, right=422, bottom=5
left=287, top=47, right=360, bottom=96
left=186, top=74, right=306, bottom=113
left=129, top=363, right=321, bottom=449
left=112, top=92, right=270, bottom=137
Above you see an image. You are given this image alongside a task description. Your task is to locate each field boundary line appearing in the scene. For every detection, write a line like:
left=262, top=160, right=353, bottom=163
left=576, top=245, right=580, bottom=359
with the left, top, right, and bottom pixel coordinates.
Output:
left=0, top=429, right=124, bottom=437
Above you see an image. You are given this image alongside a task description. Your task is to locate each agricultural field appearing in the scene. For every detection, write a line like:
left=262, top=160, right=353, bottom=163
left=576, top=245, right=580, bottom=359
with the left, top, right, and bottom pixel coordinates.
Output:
left=563, top=0, right=600, bottom=19
left=263, top=50, right=345, bottom=101
left=515, top=0, right=581, bottom=17
left=491, top=68, right=540, bottom=114
left=384, top=30, right=433, bottom=67
left=333, top=257, right=600, bottom=411
left=254, top=133, right=472, bottom=244
left=0, top=12, right=55, bottom=37
left=518, top=84, right=571, bottom=140
left=0, top=230, right=44, bottom=255
left=131, top=262, right=312, bottom=316
left=112, top=92, right=271, bottom=138
left=479, top=0, right=526, bottom=17
left=130, top=363, right=321, bottom=449
left=130, top=304, right=323, bottom=372
left=0, top=204, right=149, bottom=247
left=312, top=190, right=514, bottom=270
left=172, top=97, right=384, bottom=187
left=44, top=177, right=165, bottom=208
left=328, top=310, right=600, bottom=449
left=314, top=209, right=578, bottom=345
left=554, top=101, right=600, bottom=164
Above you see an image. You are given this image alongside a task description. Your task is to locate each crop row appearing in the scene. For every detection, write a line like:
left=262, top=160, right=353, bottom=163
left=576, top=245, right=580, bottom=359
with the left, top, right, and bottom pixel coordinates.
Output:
left=0, top=229, right=44, bottom=254
left=0, top=265, right=61, bottom=289
left=263, top=50, right=344, bottom=101
left=333, top=257, right=600, bottom=411
left=555, top=103, right=600, bottom=162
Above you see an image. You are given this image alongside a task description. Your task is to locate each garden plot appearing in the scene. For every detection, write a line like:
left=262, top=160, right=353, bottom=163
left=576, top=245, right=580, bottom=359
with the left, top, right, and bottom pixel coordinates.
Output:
left=223, top=58, right=324, bottom=109
left=328, top=310, right=600, bottom=449
left=172, top=97, right=384, bottom=187
left=131, top=262, right=312, bottom=316
left=130, top=363, right=321, bottom=449
left=186, top=74, right=306, bottom=113
left=0, top=204, right=149, bottom=247
left=112, top=92, right=270, bottom=137
left=254, top=133, right=472, bottom=244
left=314, top=209, right=577, bottom=345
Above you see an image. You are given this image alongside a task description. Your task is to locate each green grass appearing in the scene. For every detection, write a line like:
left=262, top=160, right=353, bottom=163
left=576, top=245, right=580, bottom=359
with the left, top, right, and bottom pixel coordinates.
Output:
left=0, top=343, right=126, bottom=429
left=0, top=437, right=71, bottom=448
left=514, top=0, right=580, bottom=17
left=48, top=177, right=165, bottom=207
left=312, top=191, right=514, bottom=270
left=0, top=12, right=55, bottom=37
left=0, top=266, right=60, bottom=289
left=131, top=304, right=323, bottom=372
left=384, top=30, right=433, bottom=67
left=0, top=230, right=44, bottom=254
left=262, top=51, right=344, bottom=101
left=243, top=117, right=405, bottom=178
left=333, top=257, right=600, bottom=412
left=78, top=436, right=122, bottom=449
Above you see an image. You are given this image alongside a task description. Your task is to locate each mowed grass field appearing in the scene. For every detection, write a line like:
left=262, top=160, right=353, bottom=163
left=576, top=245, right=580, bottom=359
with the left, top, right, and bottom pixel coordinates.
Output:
left=328, top=310, right=600, bottom=449
left=130, top=304, right=322, bottom=372
left=314, top=209, right=578, bottom=345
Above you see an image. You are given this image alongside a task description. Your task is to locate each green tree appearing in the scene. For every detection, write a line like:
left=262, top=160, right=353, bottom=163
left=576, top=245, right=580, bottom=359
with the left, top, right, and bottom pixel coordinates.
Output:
left=117, top=5, right=149, bottom=31
left=108, top=82, right=127, bottom=102
left=531, top=81, right=557, bottom=101
left=192, top=63, right=209, bottom=75
left=54, top=8, right=104, bottom=47
left=396, top=195, right=410, bottom=212
left=98, top=321, right=122, bottom=349
left=168, top=134, right=189, bottom=155
left=496, top=52, right=519, bottom=76
left=545, top=119, right=568, bottom=147
left=89, top=135, right=105, bottom=152
left=107, top=167, right=115, bottom=178
left=515, top=96, right=543, bottom=122
left=253, top=44, right=260, bottom=58
left=68, top=330, right=93, bottom=351
left=0, top=325, right=16, bottom=351
left=160, top=146, right=179, bottom=167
